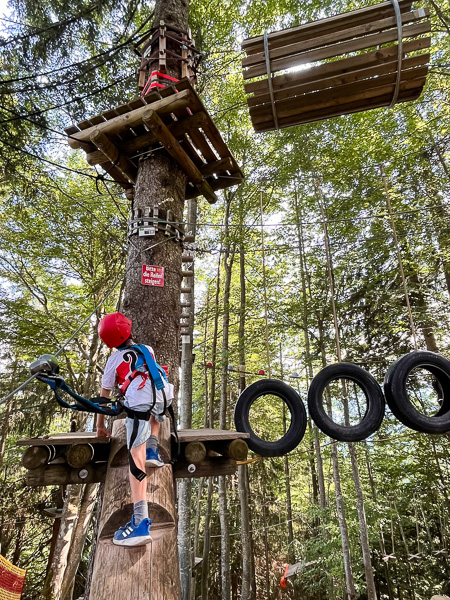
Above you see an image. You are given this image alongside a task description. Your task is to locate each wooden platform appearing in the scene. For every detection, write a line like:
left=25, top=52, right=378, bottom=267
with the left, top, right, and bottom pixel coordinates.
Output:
left=18, top=429, right=250, bottom=484
left=242, top=0, right=430, bottom=131
left=64, top=78, right=243, bottom=203
left=173, top=428, right=250, bottom=479
left=17, top=431, right=110, bottom=446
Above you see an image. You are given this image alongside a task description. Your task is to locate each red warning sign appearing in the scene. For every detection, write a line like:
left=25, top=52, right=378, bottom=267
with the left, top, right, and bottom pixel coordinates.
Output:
left=141, top=265, right=164, bottom=287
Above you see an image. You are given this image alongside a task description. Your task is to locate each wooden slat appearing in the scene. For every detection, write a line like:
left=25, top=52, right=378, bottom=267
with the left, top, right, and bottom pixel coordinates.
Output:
left=177, top=428, right=250, bottom=443
left=68, top=89, right=192, bottom=148
left=248, top=53, right=429, bottom=108
left=17, top=432, right=111, bottom=446
left=243, top=20, right=431, bottom=79
left=85, top=112, right=210, bottom=165
left=26, top=463, right=107, bottom=487
left=244, top=37, right=431, bottom=96
left=242, top=0, right=413, bottom=54
left=253, top=86, right=422, bottom=131
left=200, top=157, right=234, bottom=178
left=242, top=9, right=428, bottom=69
left=64, top=125, right=80, bottom=135
left=251, top=71, right=427, bottom=126
left=173, top=457, right=237, bottom=479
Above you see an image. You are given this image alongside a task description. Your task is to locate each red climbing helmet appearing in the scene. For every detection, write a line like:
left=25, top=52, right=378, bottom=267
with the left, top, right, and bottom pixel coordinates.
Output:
left=98, top=312, right=132, bottom=348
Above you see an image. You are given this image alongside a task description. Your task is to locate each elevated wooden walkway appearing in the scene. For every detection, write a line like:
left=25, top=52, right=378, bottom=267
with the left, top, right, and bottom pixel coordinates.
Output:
left=242, top=0, right=430, bottom=131
left=64, top=78, right=243, bottom=203
left=18, top=428, right=250, bottom=485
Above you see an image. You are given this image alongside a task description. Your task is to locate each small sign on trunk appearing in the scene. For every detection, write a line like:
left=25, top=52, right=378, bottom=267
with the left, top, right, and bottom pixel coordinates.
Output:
left=141, top=265, right=164, bottom=287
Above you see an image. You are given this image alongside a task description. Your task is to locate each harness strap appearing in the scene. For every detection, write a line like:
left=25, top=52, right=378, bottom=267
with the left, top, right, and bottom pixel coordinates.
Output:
left=123, top=406, right=151, bottom=481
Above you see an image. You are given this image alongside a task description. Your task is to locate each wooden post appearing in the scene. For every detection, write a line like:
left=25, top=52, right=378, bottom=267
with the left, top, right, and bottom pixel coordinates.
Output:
left=88, top=421, right=180, bottom=599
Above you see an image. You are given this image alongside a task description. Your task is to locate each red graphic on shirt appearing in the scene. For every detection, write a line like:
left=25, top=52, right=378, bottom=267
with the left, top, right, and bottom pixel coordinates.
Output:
left=116, top=351, right=139, bottom=387
left=114, top=349, right=155, bottom=388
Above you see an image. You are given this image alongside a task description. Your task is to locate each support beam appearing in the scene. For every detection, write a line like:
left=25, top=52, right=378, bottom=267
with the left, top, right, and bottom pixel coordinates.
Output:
left=90, top=130, right=138, bottom=185
left=68, top=89, right=192, bottom=149
left=142, top=109, right=218, bottom=203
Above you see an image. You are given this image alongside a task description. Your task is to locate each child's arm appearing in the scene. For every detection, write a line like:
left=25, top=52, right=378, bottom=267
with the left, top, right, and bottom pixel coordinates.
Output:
left=96, top=387, right=112, bottom=438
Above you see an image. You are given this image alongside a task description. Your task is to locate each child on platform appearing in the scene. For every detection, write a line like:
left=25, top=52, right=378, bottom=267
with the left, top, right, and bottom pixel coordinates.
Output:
left=96, top=312, right=174, bottom=547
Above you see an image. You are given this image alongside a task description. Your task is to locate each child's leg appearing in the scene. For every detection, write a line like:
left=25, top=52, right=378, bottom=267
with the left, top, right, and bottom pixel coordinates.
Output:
left=129, top=442, right=147, bottom=503
left=150, top=414, right=160, bottom=438
left=145, top=415, right=164, bottom=467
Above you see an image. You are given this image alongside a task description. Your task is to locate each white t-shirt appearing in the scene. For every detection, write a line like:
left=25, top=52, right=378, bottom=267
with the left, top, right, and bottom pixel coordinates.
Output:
left=101, top=345, right=174, bottom=409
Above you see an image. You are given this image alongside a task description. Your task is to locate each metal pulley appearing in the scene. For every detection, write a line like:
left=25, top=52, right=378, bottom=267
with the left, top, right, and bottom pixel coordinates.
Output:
left=30, top=354, right=60, bottom=376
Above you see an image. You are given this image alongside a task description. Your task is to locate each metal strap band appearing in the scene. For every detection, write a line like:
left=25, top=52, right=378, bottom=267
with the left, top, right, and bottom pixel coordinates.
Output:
left=389, top=0, right=403, bottom=108
left=263, top=30, right=279, bottom=130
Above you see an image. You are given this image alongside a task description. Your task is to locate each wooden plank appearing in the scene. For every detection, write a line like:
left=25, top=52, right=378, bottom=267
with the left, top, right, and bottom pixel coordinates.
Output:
left=26, top=462, right=107, bottom=487
left=173, top=457, right=237, bottom=479
left=200, top=157, right=234, bottom=178
left=243, top=20, right=431, bottom=79
left=248, top=53, right=429, bottom=108
left=177, top=429, right=250, bottom=443
left=188, top=128, right=219, bottom=163
left=143, top=109, right=218, bottom=203
left=242, top=0, right=413, bottom=54
left=17, top=432, right=111, bottom=446
left=242, top=9, right=428, bottom=69
left=67, top=89, right=192, bottom=148
left=253, top=86, right=422, bottom=131
left=64, top=125, right=80, bottom=135
left=85, top=111, right=210, bottom=166
left=244, top=37, right=431, bottom=96
left=250, top=67, right=428, bottom=125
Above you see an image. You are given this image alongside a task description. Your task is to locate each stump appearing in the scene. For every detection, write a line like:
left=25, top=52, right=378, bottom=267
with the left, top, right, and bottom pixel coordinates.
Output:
left=88, top=420, right=181, bottom=599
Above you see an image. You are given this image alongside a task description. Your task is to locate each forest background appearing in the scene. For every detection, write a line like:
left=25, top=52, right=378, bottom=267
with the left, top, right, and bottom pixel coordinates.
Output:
left=0, top=0, right=449, bottom=598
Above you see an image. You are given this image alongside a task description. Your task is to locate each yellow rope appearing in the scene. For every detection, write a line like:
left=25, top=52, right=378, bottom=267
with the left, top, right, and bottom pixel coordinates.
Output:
left=236, top=456, right=261, bottom=466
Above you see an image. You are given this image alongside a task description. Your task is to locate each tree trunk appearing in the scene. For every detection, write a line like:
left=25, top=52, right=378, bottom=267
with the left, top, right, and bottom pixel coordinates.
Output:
left=238, top=465, right=251, bottom=600
left=42, top=485, right=83, bottom=600
left=61, top=483, right=99, bottom=600
left=218, top=198, right=234, bottom=599
left=89, top=1, right=190, bottom=596
left=178, top=198, right=197, bottom=600
left=201, top=478, right=214, bottom=600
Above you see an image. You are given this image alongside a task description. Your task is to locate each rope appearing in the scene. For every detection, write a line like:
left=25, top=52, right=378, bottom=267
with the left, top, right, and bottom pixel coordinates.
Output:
left=389, top=0, right=404, bottom=108
left=263, top=30, right=279, bottom=131
left=0, top=276, right=123, bottom=407
left=380, top=164, right=418, bottom=350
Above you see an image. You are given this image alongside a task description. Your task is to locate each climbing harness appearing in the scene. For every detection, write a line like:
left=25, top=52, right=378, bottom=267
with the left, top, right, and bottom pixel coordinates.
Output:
left=116, top=343, right=179, bottom=480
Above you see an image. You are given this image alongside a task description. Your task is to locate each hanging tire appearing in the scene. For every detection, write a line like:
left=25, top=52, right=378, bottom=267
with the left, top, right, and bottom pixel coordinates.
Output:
left=384, top=351, right=450, bottom=434
left=234, top=379, right=307, bottom=457
left=307, top=363, right=385, bottom=442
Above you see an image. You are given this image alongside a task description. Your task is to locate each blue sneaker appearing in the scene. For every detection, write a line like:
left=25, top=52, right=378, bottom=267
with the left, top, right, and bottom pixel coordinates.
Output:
left=146, top=447, right=164, bottom=468
left=113, top=515, right=152, bottom=547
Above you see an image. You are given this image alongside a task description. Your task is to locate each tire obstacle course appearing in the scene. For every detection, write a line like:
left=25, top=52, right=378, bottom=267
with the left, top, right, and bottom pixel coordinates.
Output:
left=234, top=350, right=450, bottom=456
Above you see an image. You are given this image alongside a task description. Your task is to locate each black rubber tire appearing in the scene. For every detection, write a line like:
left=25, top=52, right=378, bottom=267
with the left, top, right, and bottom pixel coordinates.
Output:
left=384, top=351, right=450, bottom=434
left=307, top=363, right=385, bottom=442
left=234, top=379, right=307, bottom=457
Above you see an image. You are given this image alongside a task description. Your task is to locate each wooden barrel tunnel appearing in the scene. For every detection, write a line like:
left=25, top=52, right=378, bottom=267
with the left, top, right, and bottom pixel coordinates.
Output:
left=242, top=0, right=431, bottom=131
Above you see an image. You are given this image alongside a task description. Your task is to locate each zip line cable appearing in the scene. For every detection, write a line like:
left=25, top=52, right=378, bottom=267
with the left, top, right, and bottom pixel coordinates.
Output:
left=0, top=276, right=124, bottom=407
